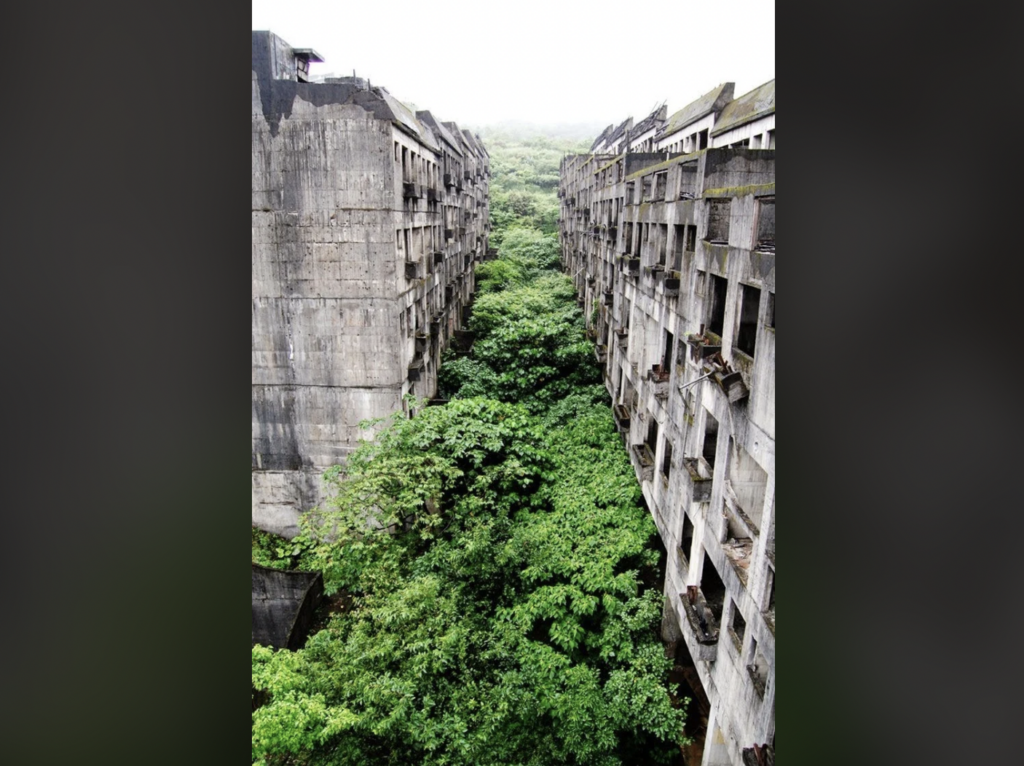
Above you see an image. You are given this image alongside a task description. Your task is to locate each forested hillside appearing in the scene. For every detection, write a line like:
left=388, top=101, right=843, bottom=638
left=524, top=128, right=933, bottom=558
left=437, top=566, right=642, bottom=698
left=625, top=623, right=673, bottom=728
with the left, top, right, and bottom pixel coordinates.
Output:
left=252, top=129, right=689, bottom=766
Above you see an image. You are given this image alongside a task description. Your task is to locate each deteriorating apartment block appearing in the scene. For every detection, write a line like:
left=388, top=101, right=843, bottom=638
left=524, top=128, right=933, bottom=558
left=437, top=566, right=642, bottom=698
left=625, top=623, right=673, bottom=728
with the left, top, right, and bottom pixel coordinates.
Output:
left=252, top=31, right=490, bottom=536
left=559, top=81, right=774, bottom=766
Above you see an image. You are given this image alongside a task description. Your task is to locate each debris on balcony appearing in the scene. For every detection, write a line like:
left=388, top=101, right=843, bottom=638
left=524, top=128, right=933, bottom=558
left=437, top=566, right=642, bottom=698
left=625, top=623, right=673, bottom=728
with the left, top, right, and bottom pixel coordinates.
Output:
left=742, top=743, right=775, bottom=766
left=721, top=537, right=753, bottom=587
left=680, top=586, right=719, bottom=661
left=647, top=364, right=671, bottom=398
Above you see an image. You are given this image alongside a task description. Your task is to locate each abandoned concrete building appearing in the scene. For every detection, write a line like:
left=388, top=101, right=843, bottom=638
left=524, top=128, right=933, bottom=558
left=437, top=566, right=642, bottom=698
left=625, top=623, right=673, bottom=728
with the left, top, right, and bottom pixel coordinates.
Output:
left=559, top=80, right=775, bottom=766
left=252, top=31, right=490, bottom=536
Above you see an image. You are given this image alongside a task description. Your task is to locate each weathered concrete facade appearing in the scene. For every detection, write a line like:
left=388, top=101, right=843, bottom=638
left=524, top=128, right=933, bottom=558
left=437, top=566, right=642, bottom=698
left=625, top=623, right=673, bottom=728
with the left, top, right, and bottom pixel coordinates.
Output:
left=252, top=32, right=490, bottom=536
left=559, top=81, right=775, bottom=766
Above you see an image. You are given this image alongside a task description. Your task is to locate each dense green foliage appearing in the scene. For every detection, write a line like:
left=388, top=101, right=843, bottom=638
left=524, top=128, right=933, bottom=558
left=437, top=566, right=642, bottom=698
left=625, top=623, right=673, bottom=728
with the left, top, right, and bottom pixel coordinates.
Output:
left=478, top=130, right=590, bottom=241
left=252, top=129, right=688, bottom=765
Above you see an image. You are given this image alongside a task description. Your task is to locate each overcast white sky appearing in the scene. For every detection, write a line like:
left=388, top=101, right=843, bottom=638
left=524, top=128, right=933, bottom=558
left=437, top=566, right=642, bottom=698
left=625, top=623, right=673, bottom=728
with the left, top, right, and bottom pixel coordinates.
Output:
left=252, top=0, right=775, bottom=134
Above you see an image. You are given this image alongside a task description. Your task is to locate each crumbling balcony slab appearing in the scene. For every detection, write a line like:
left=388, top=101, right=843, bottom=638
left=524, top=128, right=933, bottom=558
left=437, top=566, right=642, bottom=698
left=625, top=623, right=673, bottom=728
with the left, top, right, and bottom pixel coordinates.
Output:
left=682, top=457, right=713, bottom=502
left=647, top=365, right=671, bottom=398
left=680, top=586, right=719, bottom=661
left=613, top=403, right=630, bottom=432
left=632, top=443, right=655, bottom=482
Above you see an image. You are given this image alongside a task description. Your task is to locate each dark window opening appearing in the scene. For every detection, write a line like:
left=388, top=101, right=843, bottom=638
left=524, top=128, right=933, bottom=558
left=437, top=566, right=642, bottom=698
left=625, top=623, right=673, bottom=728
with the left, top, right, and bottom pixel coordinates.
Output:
left=686, top=224, right=697, bottom=252
left=672, top=224, right=684, bottom=270
left=702, top=411, right=718, bottom=469
left=681, top=513, right=694, bottom=562
left=730, top=601, right=746, bottom=645
left=655, top=172, right=667, bottom=201
left=646, top=417, right=659, bottom=453
left=765, top=565, right=775, bottom=615
left=642, top=176, right=652, bottom=201
left=663, top=329, right=674, bottom=369
left=697, top=128, right=709, bottom=150
left=706, top=199, right=731, bottom=243
left=767, top=292, right=775, bottom=329
left=736, top=284, right=761, bottom=357
left=700, top=553, right=725, bottom=624
left=678, top=163, right=698, bottom=198
left=755, top=198, right=775, bottom=252
left=662, top=439, right=673, bottom=480
left=708, top=275, right=727, bottom=336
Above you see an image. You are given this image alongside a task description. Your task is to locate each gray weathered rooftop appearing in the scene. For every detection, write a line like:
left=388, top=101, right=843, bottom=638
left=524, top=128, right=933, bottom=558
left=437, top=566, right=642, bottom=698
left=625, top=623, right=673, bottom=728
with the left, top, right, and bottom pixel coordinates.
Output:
left=416, top=110, right=464, bottom=156
left=607, top=117, right=633, bottom=146
left=291, top=48, right=324, bottom=63
left=711, top=79, right=775, bottom=137
left=656, top=83, right=735, bottom=141
left=377, top=90, right=440, bottom=151
left=631, top=105, right=667, bottom=138
left=590, top=125, right=614, bottom=152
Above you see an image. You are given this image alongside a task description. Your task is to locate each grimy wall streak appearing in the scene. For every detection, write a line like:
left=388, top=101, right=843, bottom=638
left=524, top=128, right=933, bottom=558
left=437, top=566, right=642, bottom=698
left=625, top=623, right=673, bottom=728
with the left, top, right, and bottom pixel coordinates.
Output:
left=252, top=32, right=489, bottom=536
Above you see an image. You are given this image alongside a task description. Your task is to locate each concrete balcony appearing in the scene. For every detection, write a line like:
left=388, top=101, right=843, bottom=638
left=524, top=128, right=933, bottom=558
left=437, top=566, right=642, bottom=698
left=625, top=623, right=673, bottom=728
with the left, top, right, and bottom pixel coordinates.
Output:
left=681, top=457, right=713, bottom=502
left=664, top=271, right=681, bottom=297
left=407, top=356, right=425, bottom=381
left=631, top=443, right=655, bottom=482
left=647, top=364, right=671, bottom=398
left=679, top=586, right=719, bottom=661
left=613, top=403, right=630, bottom=432
left=686, top=333, right=722, bottom=364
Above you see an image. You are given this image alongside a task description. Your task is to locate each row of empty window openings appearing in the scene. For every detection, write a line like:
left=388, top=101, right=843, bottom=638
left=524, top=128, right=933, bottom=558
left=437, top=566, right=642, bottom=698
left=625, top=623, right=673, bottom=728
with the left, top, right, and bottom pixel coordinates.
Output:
left=703, top=275, right=774, bottom=357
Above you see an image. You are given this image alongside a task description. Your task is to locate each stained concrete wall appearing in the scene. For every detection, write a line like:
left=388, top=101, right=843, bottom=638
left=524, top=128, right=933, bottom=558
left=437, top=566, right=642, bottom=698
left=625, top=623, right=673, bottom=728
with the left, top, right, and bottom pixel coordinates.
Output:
left=559, top=143, right=775, bottom=766
left=252, top=32, right=489, bottom=537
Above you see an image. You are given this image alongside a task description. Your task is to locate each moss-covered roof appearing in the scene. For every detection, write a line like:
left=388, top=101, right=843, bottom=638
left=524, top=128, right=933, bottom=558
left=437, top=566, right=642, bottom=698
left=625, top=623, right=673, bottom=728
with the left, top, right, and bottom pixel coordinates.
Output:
left=656, top=83, right=735, bottom=141
left=625, top=152, right=702, bottom=181
left=711, top=79, right=775, bottom=137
